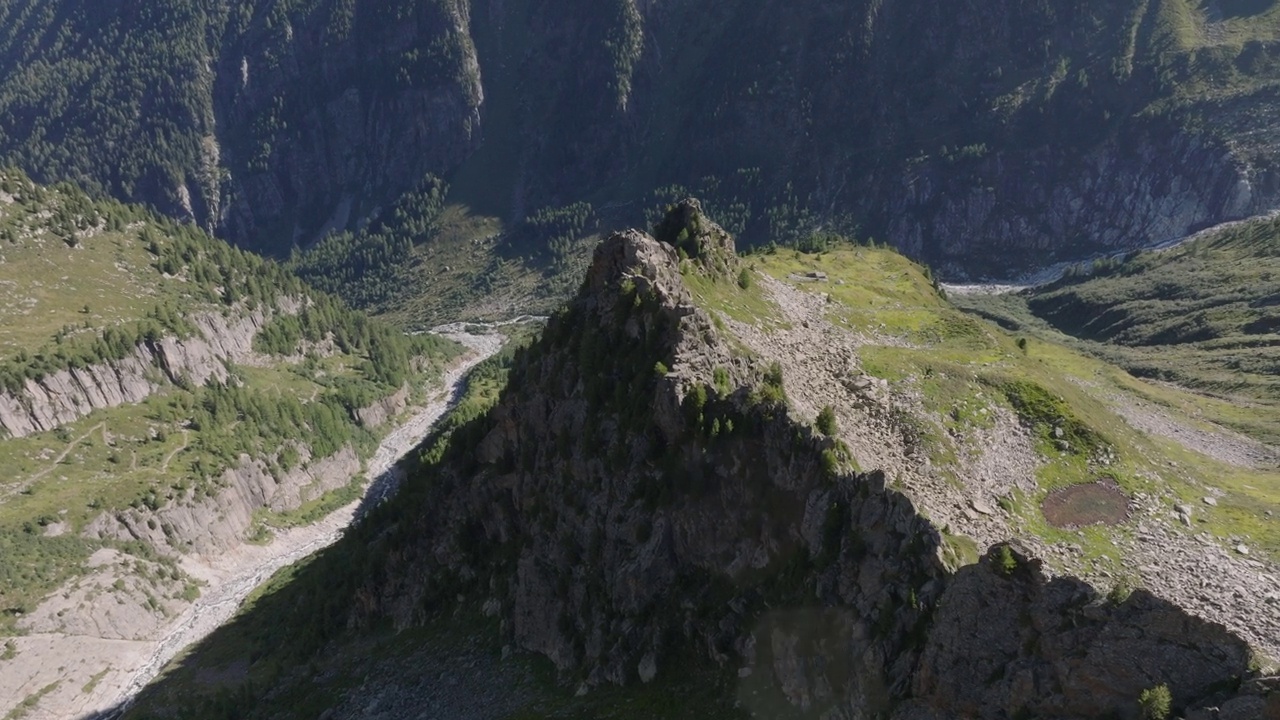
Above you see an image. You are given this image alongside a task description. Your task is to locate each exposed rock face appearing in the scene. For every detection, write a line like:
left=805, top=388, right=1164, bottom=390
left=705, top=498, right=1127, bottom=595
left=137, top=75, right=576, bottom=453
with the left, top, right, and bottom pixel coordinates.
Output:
left=83, top=446, right=360, bottom=555
left=886, top=124, right=1273, bottom=277
left=0, top=309, right=268, bottom=438
left=356, top=383, right=411, bottom=429
left=351, top=210, right=1269, bottom=716
left=0, top=347, right=159, bottom=438
left=253, top=0, right=1280, bottom=274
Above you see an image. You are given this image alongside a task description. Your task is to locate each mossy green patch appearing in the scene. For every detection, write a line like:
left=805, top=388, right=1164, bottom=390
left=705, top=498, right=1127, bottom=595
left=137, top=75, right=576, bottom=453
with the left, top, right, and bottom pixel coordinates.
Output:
left=683, top=262, right=786, bottom=329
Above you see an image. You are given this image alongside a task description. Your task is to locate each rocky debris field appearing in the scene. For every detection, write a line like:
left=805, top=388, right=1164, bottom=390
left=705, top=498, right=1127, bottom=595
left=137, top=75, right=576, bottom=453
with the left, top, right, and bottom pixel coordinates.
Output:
left=728, top=272, right=1042, bottom=557
left=1105, top=390, right=1280, bottom=470
left=1121, top=503, right=1280, bottom=664
left=730, top=269, right=1280, bottom=666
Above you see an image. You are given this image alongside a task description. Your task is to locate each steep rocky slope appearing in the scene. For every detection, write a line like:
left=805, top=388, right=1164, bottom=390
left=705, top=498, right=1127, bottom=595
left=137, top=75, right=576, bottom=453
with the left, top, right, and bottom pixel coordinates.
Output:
left=0, top=308, right=268, bottom=438
left=3, top=0, right=1280, bottom=283
left=121, top=204, right=1277, bottom=720
left=0, top=171, right=461, bottom=651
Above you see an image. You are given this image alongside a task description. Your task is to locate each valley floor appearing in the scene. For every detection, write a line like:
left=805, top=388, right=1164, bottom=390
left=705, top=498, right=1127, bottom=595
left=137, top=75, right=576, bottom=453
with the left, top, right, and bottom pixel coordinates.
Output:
left=0, top=332, right=506, bottom=720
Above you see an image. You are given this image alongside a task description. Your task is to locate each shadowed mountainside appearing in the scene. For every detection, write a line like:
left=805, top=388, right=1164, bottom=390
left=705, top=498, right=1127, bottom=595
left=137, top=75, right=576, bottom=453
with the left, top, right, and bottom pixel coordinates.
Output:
left=2, top=0, right=1280, bottom=284
left=114, top=205, right=1275, bottom=720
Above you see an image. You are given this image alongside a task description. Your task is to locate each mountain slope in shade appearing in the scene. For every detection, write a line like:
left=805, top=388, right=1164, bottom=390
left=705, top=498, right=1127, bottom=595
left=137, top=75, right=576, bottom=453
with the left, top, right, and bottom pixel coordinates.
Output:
left=118, top=203, right=1279, bottom=720
left=1, top=0, right=1280, bottom=286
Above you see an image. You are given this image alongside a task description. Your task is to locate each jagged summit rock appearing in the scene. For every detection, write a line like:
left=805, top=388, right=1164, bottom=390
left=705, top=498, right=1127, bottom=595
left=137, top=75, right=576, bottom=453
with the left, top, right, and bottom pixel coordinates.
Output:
left=652, top=198, right=736, bottom=264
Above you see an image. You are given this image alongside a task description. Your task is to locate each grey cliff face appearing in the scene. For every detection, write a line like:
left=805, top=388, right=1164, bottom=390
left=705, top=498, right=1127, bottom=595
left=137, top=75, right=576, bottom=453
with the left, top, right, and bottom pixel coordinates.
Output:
left=0, top=309, right=269, bottom=439
left=82, top=445, right=361, bottom=556
left=886, top=123, right=1273, bottom=277
left=207, top=0, right=483, bottom=250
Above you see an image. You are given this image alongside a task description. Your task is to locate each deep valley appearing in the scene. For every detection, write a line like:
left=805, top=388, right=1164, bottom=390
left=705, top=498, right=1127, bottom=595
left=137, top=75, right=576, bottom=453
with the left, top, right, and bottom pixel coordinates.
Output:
left=0, top=2, right=1279, bottom=718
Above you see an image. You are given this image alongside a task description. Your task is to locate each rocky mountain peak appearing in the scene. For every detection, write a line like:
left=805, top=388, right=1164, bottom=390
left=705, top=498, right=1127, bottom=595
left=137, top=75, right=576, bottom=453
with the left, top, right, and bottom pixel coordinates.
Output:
left=652, top=198, right=737, bottom=271
left=345, top=216, right=1274, bottom=718
left=110, top=214, right=1279, bottom=718
left=583, top=228, right=690, bottom=311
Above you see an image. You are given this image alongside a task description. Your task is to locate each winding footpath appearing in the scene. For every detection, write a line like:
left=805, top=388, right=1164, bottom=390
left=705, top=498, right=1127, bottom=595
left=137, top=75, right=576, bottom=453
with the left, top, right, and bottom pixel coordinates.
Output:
left=2, top=330, right=508, bottom=720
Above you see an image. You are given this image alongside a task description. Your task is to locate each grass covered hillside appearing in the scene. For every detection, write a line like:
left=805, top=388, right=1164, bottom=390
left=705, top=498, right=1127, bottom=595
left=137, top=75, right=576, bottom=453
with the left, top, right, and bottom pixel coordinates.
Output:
left=708, top=240, right=1280, bottom=569
left=955, top=213, right=1280, bottom=445
left=1028, top=217, right=1280, bottom=398
left=0, top=168, right=461, bottom=635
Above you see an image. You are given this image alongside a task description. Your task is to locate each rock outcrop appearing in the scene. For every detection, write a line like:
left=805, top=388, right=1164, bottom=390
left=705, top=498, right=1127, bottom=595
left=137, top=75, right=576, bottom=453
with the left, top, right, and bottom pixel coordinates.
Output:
left=355, top=383, right=411, bottom=429
left=83, top=445, right=360, bottom=555
left=0, top=309, right=268, bottom=438
left=17, top=548, right=194, bottom=641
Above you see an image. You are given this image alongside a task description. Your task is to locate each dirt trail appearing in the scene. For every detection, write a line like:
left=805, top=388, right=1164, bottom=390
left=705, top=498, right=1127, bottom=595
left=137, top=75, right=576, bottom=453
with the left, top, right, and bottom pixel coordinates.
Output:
left=0, top=330, right=509, bottom=720
left=158, top=430, right=188, bottom=473
left=2, top=422, right=105, bottom=500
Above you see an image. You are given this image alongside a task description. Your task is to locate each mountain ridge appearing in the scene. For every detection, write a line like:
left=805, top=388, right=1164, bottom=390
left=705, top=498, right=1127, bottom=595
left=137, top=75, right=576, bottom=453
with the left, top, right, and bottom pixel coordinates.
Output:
left=116, top=202, right=1279, bottom=720
left=3, top=0, right=1280, bottom=287
left=0, top=170, right=467, bottom=719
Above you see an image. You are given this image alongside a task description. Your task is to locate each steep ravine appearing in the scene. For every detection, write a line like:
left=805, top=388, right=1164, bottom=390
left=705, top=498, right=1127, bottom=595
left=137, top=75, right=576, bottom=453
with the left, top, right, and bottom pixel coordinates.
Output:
left=339, top=217, right=1272, bottom=718
left=0, top=331, right=504, bottom=720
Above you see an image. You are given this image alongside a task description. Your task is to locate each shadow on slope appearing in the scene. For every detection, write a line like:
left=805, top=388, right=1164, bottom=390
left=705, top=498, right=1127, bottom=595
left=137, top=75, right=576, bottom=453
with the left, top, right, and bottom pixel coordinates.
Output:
left=96, top=206, right=1273, bottom=720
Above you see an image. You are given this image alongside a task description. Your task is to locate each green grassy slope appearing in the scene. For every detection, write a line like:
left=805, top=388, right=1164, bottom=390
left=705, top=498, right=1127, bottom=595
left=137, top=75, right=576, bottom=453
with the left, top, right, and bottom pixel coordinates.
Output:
left=727, top=241, right=1280, bottom=569
left=0, top=170, right=461, bottom=631
left=955, top=214, right=1280, bottom=441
